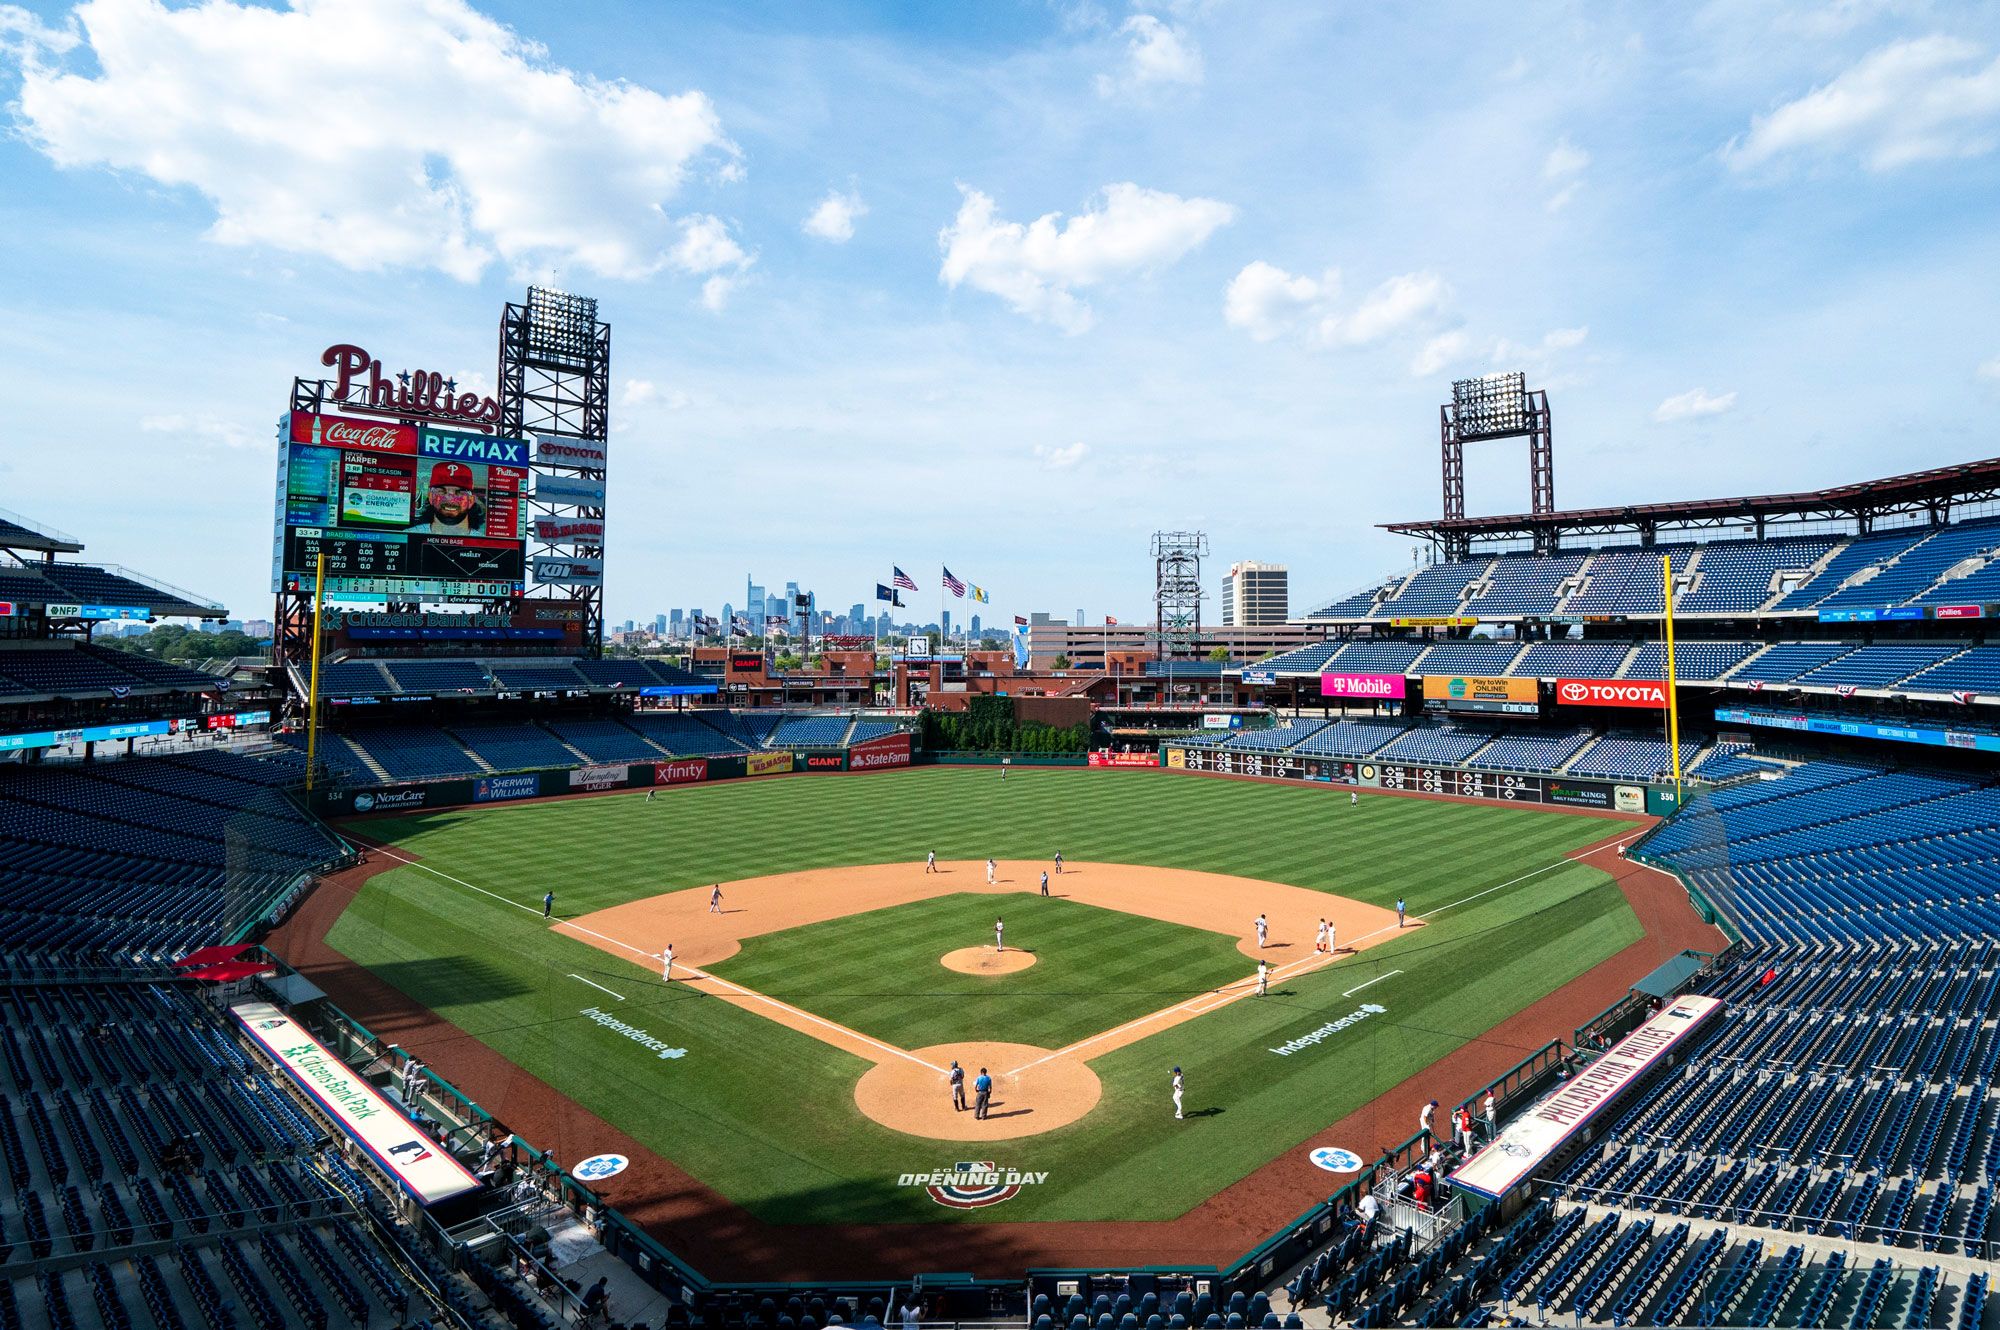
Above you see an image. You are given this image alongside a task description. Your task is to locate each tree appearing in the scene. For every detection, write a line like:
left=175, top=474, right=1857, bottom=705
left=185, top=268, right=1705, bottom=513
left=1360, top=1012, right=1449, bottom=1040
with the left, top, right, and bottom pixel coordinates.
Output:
left=100, top=624, right=267, bottom=662
left=1207, top=645, right=1233, bottom=663
left=1053, top=653, right=1071, bottom=669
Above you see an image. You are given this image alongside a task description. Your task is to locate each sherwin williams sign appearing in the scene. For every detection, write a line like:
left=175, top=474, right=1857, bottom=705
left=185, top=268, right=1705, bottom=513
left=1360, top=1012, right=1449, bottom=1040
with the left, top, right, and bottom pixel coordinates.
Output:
left=1319, top=671, right=1406, bottom=700
left=231, top=1001, right=479, bottom=1206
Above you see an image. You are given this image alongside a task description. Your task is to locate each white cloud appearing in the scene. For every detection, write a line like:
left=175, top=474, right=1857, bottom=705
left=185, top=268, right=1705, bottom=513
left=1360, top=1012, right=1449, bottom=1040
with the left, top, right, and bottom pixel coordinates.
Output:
left=1033, top=441, right=1091, bottom=470
left=1978, top=354, right=2000, bottom=381
left=1725, top=36, right=2000, bottom=172
left=1223, top=261, right=1332, bottom=341
left=9, top=0, right=739, bottom=281
left=1095, top=15, right=1202, bottom=99
left=620, top=379, right=691, bottom=410
left=1411, top=331, right=1472, bottom=376
left=1320, top=271, right=1449, bottom=346
left=1413, top=326, right=1589, bottom=378
left=1543, top=325, right=1590, bottom=350
left=803, top=189, right=867, bottom=243
left=0, top=5, right=78, bottom=58
left=700, top=274, right=738, bottom=313
left=939, top=182, right=1235, bottom=334
left=1654, top=388, right=1737, bottom=422
left=140, top=412, right=259, bottom=450
left=1543, top=136, right=1589, bottom=211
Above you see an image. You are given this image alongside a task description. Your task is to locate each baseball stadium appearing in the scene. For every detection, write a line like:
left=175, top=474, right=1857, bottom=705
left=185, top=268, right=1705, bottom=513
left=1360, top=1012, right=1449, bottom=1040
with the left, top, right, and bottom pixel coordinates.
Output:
left=4, top=10, right=2000, bottom=1326
left=2, top=283, right=1997, bottom=1330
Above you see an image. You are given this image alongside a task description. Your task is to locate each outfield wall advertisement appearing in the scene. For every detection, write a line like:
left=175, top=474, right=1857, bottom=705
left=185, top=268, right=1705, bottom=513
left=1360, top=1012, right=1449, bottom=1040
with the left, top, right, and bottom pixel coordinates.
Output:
left=1165, top=746, right=1651, bottom=811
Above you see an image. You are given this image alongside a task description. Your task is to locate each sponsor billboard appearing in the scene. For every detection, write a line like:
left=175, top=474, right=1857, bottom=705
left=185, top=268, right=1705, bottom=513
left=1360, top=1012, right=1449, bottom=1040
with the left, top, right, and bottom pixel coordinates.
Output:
left=1423, top=674, right=1539, bottom=715
left=349, top=787, right=430, bottom=813
left=232, top=1001, right=480, bottom=1207
left=1452, top=996, right=1721, bottom=1200
left=804, top=752, right=847, bottom=770
left=534, top=475, right=607, bottom=506
left=1319, top=671, right=1406, bottom=700
left=43, top=603, right=152, bottom=621
left=275, top=411, right=526, bottom=601
left=1817, top=605, right=1927, bottom=623
left=1933, top=604, right=1987, bottom=619
left=654, top=758, right=710, bottom=786
left=531, top=516, right=606, bottom=545
left=473, top=774, right=541, bottom=803
left=1546, top=779, right=1616, bottom=808
left=1389, top=616, right=1478, bottom=627
left=729, top=653, right=765, bottom=673
left=569, top=763, right=631, bottom=790
left=849, top=732, right=913, bottom=770
left=1714, top=705, right=2000, bottom=754
left=1554, top=678, right=1667, bottom=709
left=1087, top=751, right=1159, bottom=767
left=534, top=437, right=610, bottom=468
left=532, top=556, right=603, bottom=586
left=746, top=751, right=795, bottom=777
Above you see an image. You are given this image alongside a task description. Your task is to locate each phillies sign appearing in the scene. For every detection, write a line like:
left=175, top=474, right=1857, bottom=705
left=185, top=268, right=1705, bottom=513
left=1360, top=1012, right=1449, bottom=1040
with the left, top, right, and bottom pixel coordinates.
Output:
left=1555, top=678, right=1668, bottom=709
left=321, top=343, right=503, bottom=431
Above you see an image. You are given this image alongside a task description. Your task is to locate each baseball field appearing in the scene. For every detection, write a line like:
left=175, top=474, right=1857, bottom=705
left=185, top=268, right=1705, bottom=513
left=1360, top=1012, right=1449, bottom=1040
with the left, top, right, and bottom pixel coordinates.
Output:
left=280, top=765, right=1686, bottom=1254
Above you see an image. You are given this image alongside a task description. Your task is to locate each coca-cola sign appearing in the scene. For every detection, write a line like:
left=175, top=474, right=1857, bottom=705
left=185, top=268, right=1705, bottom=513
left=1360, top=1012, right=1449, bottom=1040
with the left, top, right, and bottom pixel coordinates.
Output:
left=320, top=342, right=502, bottom=431
left=289, top=410, right=417, bottom=454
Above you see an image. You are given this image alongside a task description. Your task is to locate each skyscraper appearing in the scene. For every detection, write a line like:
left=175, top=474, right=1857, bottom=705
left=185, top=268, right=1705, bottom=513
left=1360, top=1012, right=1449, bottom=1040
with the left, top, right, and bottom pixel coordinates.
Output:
left=1221, top=562, right=1290, bottom=626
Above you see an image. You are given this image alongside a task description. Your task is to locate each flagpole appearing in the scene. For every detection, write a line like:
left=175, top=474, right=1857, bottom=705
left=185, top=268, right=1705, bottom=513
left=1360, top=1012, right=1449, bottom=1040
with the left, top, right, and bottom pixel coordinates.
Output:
left=1663, top=554, right=1683, bottom=791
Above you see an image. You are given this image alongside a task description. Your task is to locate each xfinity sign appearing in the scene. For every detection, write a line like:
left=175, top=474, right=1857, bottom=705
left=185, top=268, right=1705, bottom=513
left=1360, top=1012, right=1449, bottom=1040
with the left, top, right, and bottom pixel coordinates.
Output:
left=1554, top=678, right=1667, bottom=709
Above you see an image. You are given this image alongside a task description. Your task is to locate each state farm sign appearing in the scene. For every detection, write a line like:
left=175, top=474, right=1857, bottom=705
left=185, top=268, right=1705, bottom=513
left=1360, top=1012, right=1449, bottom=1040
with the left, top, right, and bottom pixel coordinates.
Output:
left=1555, top=678, right=1667, bottom=709
left=849, top=732, right=912, bottom=770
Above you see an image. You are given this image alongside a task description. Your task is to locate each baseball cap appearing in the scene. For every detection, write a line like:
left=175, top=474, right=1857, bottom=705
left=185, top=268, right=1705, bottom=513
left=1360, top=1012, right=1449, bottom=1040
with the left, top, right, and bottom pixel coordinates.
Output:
left=429, top=461, right=475, bottom=487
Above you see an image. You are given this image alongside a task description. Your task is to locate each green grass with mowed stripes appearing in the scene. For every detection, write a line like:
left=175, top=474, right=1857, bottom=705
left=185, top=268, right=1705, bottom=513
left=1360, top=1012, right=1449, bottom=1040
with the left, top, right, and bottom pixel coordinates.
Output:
left=326, top=766, right=1640, bottom=1225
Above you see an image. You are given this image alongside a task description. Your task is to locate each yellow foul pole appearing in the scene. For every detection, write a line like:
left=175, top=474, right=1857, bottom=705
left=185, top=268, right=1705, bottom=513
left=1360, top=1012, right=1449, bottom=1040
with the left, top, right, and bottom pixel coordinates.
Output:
left=1662, top=554, right=1683, bottom=791
left=305, top=552, right=327, bottom=791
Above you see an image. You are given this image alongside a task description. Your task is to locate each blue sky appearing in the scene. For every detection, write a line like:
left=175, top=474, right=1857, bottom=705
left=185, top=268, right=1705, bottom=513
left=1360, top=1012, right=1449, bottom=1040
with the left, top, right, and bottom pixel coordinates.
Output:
left=2, top=0, right=1998, bottom=626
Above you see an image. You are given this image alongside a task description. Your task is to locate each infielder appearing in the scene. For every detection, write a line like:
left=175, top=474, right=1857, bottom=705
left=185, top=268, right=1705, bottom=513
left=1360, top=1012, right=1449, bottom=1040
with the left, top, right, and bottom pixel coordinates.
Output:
left=1396, top=897, right=1407, bottom=927
left=985, top=858, right=996, bottom=884
left=1314, top=919, right=1330, bottom=954
left=1254, top=913, right=1268, bottom=949
left=1054, top=850, right=1063, bottom=874
left=926, top=850, right=937, bottom=874
left=542, top=891, right=554, bottom=919
left=709, top=884, right=725, bottom=914
left=1040, top=870, right=1049, bottom=897
left=994, top=917, right=1005, bottom=953
left=949, top=1060, right=967, bottom=1111
left=661, top=943, right=675, bottom=982
left=1256, top=960, right=1270, bottom=996
left=1172, top=1066, right=1184, bottom=1120
left=1327, top=921, right=1337, bottom=954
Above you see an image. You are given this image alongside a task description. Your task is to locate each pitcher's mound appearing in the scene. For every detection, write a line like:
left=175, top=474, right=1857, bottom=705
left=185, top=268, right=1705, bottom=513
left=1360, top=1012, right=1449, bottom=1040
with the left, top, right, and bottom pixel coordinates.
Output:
left=855, top=1041, right=1100, bottom=1141
left=941, top=946, right=1036, bottom=975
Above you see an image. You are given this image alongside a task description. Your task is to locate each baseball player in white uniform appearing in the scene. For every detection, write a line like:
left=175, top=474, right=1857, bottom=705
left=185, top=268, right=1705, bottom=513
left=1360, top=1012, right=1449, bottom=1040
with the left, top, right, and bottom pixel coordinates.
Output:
left=985, top=858, right=996, bottom=885
left=661, top=943, right=675, bottom=982
left=709, top=884, right=724, bottom=914
left=1254, top=914, right=1268, bottom=949
left=1350, top=791, right=1358, bottom=807
left=1172, top=1066, right=1184, bottom=1119
left=994, top=917, right=1005, bottom=952
left=1256, top=960, right=1270, bottom=996
left=1327, top=921, right=1336, bottom=954
left=1314, top=919, right=1330, bottom=954
left=926, top=850, right=937, bottom=874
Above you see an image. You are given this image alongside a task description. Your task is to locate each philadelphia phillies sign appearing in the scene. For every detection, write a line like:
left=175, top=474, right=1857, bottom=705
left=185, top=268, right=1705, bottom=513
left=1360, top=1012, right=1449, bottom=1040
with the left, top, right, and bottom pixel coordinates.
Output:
left=321, top=343, right=503, bottom=431
left=1554, top=678, right=1667, bottom=709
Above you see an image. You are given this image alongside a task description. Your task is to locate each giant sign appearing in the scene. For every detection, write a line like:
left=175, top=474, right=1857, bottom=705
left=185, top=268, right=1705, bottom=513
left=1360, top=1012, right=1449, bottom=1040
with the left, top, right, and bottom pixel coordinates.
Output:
left=1554, top=678, right=1667, bottom=709
left=1451, top=996, right=1721, bottom=1200
left=275, top=410, right=527, bottom=601
left=1318, top=671, right=1406, bottom=700
left=1423, top=674, right=1539, bottom=715
left=232, top=1001, right=480, bottom=1206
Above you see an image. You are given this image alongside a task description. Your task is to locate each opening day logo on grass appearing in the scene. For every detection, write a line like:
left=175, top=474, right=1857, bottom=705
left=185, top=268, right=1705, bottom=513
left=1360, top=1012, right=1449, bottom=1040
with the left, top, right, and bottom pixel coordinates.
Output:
left=1268, top=1004, right=1387, bottom=1057
left=898, top=1161, right=1049, bottom=1209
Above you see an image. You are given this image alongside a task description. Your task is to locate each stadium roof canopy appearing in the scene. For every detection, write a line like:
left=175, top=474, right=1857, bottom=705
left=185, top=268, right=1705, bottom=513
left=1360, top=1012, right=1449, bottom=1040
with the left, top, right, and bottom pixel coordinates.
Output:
left=1384, top=454, right=2000, bottom=550
left=0, top=507, right=85, bottom=554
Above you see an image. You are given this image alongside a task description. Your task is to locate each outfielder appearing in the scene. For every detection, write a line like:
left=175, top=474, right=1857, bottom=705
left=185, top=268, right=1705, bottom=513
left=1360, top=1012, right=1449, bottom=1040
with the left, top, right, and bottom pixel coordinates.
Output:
left=1172, top=1066, right=1184, bottom=1120
left=985, top=858, right=996, bottom=884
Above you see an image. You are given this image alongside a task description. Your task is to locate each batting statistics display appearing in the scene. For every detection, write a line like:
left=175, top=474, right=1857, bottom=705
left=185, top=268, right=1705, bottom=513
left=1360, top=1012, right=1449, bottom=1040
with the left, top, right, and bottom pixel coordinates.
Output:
left=272, top=411, right=529, bottom=599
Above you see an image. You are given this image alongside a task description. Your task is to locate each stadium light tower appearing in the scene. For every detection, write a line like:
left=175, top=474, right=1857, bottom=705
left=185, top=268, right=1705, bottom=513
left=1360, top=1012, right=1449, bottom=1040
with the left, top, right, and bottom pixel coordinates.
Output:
left=1440, top=372, right=1554, bottom=559
left=1152, top=531, right=1206, bottom=702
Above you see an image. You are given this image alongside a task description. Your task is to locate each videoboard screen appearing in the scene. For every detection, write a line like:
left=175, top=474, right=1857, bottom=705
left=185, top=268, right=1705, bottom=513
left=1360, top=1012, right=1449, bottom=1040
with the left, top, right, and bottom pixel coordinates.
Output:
left=274, top=412, right=527, bottom=599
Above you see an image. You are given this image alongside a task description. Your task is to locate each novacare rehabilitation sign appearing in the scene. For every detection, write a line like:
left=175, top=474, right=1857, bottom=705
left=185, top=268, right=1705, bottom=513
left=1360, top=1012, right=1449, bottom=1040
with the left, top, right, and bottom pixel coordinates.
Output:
left=231, top=1001, right=480, bottom=1206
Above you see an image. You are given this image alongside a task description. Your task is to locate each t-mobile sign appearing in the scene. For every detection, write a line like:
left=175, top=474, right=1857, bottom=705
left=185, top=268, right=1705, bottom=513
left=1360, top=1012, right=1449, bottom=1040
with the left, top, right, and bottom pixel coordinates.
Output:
left=1318, top=672, right=1406, bottom=700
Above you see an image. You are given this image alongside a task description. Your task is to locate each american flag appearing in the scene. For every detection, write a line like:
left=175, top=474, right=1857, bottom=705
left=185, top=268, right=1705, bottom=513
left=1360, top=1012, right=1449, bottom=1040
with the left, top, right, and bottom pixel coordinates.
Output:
left=893, top=566, right=918, bottom=592
left=1014, top=615, right=1028, bottom=626
left=1104, top=615, right=1119, bottom=626
left=942, top=567, right=965, bottom=598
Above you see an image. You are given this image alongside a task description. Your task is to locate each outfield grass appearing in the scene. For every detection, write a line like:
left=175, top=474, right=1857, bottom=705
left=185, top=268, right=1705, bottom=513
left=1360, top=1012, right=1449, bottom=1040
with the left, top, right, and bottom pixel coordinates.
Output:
left=327, top=767, right=1641, bottom=1225
left=708, top=892, right=1249, bottom=1049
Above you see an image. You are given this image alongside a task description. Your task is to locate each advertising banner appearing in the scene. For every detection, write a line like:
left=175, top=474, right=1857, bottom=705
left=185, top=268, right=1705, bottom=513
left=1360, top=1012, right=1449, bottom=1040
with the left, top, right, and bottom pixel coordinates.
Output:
left=1388, top=616, right=1477, bottom=627
left=654, top=758, right=710, bottom=786
left=1714, top=705, right=2000, bottom=754
left=803, top=752, right=848, bottom=771
left=534, top=475, right=607, bottom=506
left=43, top=603, right=152, bottom=621
left=348, top=786, right=439, bottom=814
left=532, top=556, right=603, bottom=586
left=1201, top=713, right=1242, bottom=729
left=1319, top=671, right=1407, bottom=700
left=473, top=774, right=540, bottom=803
left=231, top=1001, right=480, bottom=1207
left=1554, top=678, right=1667, bottom=709
left=569, top=763, right=631, bottom=790
left=729, top=654, right=764, bottom=673
left=746, top=751, right=795, bottom=777
left=1240, top=670, right=1278, bottom=685
left=1423, top=674, right=1539, bottom=715
left=418, top=425, right=529, bottom=468
left=1087, top=751, right=1160, bottom=767
left=1546, top=779, right=1617, bottom=809
left=848, top=732, right=913, bottom=770
left=1452, top=996, right=1721, bottom=1200
left=534, top=437, right=610, bottom=468
left=1933, top=604, right=1987, bottom=619
left=290, top=410, right=418, bottom=454
left=532, top=516, right=606, bottom=545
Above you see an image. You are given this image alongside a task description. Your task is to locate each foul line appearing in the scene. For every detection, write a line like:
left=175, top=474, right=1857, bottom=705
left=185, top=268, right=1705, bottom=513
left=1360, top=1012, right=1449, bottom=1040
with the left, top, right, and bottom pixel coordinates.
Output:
left=368, top=844, right=942, bottom=1074
left=569, top=973, right=624, bottom=1000
left=1006, top=832, right=1643, bottom=1077
left=1343, top=970, right=1403, bottom=997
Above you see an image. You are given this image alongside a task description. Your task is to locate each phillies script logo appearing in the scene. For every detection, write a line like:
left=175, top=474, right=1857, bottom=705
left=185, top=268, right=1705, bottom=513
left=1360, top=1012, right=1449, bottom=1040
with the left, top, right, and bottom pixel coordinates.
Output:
left=1555, top=679, right=1667, bottom=708
left=654, top=759, right=708, bottom=786
left=321, top=343, right=502, bottom=431
left=897, top=1162, right=1048, bottom=1209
